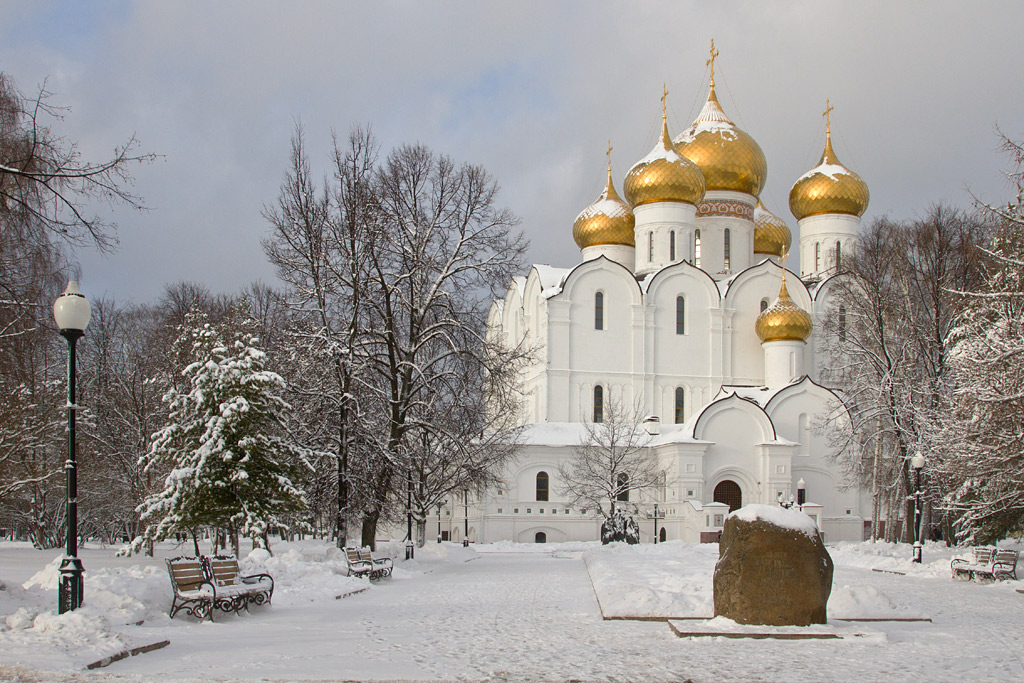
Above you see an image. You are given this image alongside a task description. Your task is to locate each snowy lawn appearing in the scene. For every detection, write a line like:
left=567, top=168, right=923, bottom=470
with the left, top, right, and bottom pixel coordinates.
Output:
left=0, top=538, right=1022, bottom=682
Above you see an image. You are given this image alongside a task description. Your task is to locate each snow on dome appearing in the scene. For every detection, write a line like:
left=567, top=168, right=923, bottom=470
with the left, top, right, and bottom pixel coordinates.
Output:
left=789, top=130, right=869, bottom=220
left=729, top=503, right=820, bottom=537
left=572, top=163, right=635, bottom=250
left=624, top=115, right=705, bottom=208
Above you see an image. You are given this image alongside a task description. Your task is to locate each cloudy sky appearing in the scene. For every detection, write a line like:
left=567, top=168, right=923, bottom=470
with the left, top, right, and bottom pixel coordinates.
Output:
left=3, top=1, right=1023, bottom=303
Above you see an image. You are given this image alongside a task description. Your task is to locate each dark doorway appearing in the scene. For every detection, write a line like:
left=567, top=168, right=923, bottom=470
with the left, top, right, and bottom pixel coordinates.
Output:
left=535, top=531, right=547, bottom=544
left=659, top=527, right=667, bottom=542
left=713, top=480, right=742, bottom=512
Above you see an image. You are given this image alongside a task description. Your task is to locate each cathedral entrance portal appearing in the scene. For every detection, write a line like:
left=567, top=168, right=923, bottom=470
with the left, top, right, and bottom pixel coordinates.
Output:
left=713, top=480, right=742, bottom=512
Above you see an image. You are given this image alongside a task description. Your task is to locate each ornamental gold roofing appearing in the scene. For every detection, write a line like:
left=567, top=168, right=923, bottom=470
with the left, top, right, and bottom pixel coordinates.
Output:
left=624, top=112, right=705, bottom=208
left=674, top=81, right=767, bottom=196
left=573, top=158, right=635, bottom=249
left=789, top=108, right=869, bottom=220
left=753, top=199, right=792, bottom=256
left=755, top=276, right=812, bottom=343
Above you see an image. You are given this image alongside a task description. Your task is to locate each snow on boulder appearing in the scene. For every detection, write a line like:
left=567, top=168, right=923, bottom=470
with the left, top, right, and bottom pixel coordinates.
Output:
left=729, top=503, right=820, bottom=537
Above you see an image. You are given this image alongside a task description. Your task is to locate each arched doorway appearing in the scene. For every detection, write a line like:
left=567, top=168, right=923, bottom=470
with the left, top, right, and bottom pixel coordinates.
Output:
left=535, top=531, right=547, bottom=544
left=659, top=527, right=667, bottom=542
left=713, top=480, right=742, bottom=512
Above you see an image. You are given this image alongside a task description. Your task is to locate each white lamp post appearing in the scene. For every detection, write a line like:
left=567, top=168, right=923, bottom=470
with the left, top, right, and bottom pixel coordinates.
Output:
left=53, top=281, right=91, bottom=613
left=911, top=452, right=926, bottom=563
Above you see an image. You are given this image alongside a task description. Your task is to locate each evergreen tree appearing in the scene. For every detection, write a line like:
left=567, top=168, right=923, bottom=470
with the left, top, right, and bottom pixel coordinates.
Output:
left=137, top=306, right=311, bottom=554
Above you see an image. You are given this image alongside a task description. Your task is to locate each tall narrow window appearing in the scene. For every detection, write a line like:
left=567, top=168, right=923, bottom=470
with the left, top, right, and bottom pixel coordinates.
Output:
left=676, top=296, right=685, bottom=335
left=674, top=387, right=685, bottom=424
left=815, top=243, right=821, bottom=272
left=593, top=385, right=604, bottom=423
left=670, top=231, right=676, bottom=261
left=760, top=298, right=769, bottom=313
left=835, top=241, right=842, bottom=271
left=694, top=230, right=701, bottom=267
left=536, top=471, right=549, bottom=501
left=594, top=291, right=604, bottom=330
left=616, top=473, right=629, bottom=502
left=648, top=232, right=654, bottom=262
left=723, top=228, right=731, bottom=270
left=838, top=305, right=847, bottom=343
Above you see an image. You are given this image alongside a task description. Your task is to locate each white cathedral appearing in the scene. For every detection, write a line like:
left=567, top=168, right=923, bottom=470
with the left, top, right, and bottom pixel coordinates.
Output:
left=430, top=55, right=872, bottom=546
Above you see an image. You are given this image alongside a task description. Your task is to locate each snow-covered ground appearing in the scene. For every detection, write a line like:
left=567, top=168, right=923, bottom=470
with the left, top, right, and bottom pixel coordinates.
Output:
left=0, top=537, right=1022, bottom=682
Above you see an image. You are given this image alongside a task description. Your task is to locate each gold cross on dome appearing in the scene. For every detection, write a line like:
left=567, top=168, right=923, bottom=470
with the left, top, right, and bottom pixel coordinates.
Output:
left=823, top=98, right=835, bottom=133
left=707, top=39, right=719, bottom=83
left=606, top=140, right=613, bottom=170
left=661, top=83, right=669, bottom=117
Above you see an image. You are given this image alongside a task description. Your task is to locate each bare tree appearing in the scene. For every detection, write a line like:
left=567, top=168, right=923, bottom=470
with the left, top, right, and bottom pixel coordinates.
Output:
left=558, top=399, right=666, bottom=522
left=817, top=206, right=989, bottom=541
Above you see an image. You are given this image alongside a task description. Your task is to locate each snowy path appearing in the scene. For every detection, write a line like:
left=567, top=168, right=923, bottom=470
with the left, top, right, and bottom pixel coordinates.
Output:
left=4, top=540, right=1024, bottom=682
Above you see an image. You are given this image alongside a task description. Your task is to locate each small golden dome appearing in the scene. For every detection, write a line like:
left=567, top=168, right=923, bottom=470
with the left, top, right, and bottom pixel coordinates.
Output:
left=674, top=81, right=767, bottom=196
left=624, top=114, right=705, bottom=207
left=573, top=160, right=636, bottom=250
left=789, top=128, right=869, bottom=221
left=753, top=199, right=792, bottom=256
left=755, top=277, right=812, bottom=343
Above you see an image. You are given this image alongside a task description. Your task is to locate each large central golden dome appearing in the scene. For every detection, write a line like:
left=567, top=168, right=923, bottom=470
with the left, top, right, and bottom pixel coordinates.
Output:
left=789, top=128, right=869, bottom=221
left=573, top=161, right=636, bottom=250
left=624, top=113, right=705, bottom=208
left=674, top=81, right=767, bottom=196
left=753, top=199, right=792, bottom=257
left=755, top=277, right=813, bottom=343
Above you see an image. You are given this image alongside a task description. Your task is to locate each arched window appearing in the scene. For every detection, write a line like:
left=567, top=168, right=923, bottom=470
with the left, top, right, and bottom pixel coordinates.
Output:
left=694, top=230, right=702, bottom=267
left=838, top=305, right=847, bottom=343
left=674, top=387, right=685, bottom=424
left=594, top=291, right=604, bottom=330
left=835, top=241, right=842, bottom=271
left=676, top=296, right=685, bottom=335
left=815, top=242, right=821, bottom=272
left=670, top=231, right=676, bottom=261
left=760, top=298, right=770, bottom=313
left=535, top=531, right=547, bottom=544
left=593, top=385, right=604, bottom=423
left=723, top=228, right=731, bottom=270
left=616, top=472, right=629, bottom=502
left=536, top=471, right=549, bottom=501
left=648, top=232, right=654, bottom=262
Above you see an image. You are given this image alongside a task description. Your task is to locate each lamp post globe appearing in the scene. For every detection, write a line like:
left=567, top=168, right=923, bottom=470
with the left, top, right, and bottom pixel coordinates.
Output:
left=911, top=452, right=926, bottom=564
left=54, top=281, right=91, bottom=613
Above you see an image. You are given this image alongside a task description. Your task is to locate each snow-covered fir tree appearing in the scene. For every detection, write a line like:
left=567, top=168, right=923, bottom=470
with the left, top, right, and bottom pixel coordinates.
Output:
left=936, top=136, right=1024, bottom=543
left=137, top=305, right=312, bottom=555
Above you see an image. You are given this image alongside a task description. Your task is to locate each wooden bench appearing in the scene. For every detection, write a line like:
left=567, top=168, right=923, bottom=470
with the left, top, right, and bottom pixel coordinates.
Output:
left=205, top=555, right=274, bottom=616
left=167, top=556, right=215, bottom=621
left=345, top=547, right=392, bottom=580
left=952, top=548, right=1018, bottom=582
left=166, top=555, right=274, bottom=621
left=359, top=548, right=393, bottom=579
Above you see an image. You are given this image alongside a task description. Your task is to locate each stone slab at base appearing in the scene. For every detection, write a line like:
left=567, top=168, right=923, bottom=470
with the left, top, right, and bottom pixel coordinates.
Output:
left=86, top=640, right=170, bottom=670
left=667, top=619, right=879, bottom=640
left=871, top=568, right=906, bottom=575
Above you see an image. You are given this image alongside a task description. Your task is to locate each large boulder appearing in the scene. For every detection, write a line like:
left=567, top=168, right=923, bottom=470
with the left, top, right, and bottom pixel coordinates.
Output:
left=713, top=503, right=833, bottom=626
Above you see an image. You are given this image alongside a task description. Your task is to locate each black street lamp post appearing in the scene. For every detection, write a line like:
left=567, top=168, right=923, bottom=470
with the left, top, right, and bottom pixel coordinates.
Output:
left=797, top=478, right=806, bottom=509
left=54, top=281, right=91, bottom=614
left=651, top=501, right=659, bottom=544
left=437, top=501, right=446, bottom=543
left=405, top=468, right=414, bottom=560
left=463, top=490, right=469, bottom=547
left=911, top=452, right=926, bottom=563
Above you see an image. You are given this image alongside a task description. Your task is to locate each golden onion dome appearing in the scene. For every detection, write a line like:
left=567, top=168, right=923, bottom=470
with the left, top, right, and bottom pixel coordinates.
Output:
left=789, top=126, right=869, bottom=221
left=624, top=113, right=705, bottom=208
left=755, top=277, right=813, bottom=343
left=573, top=160, right=636, bottom=250
left=753, top=199, right=793, bottom=256
left=673, top=80, right=767, bottom=196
